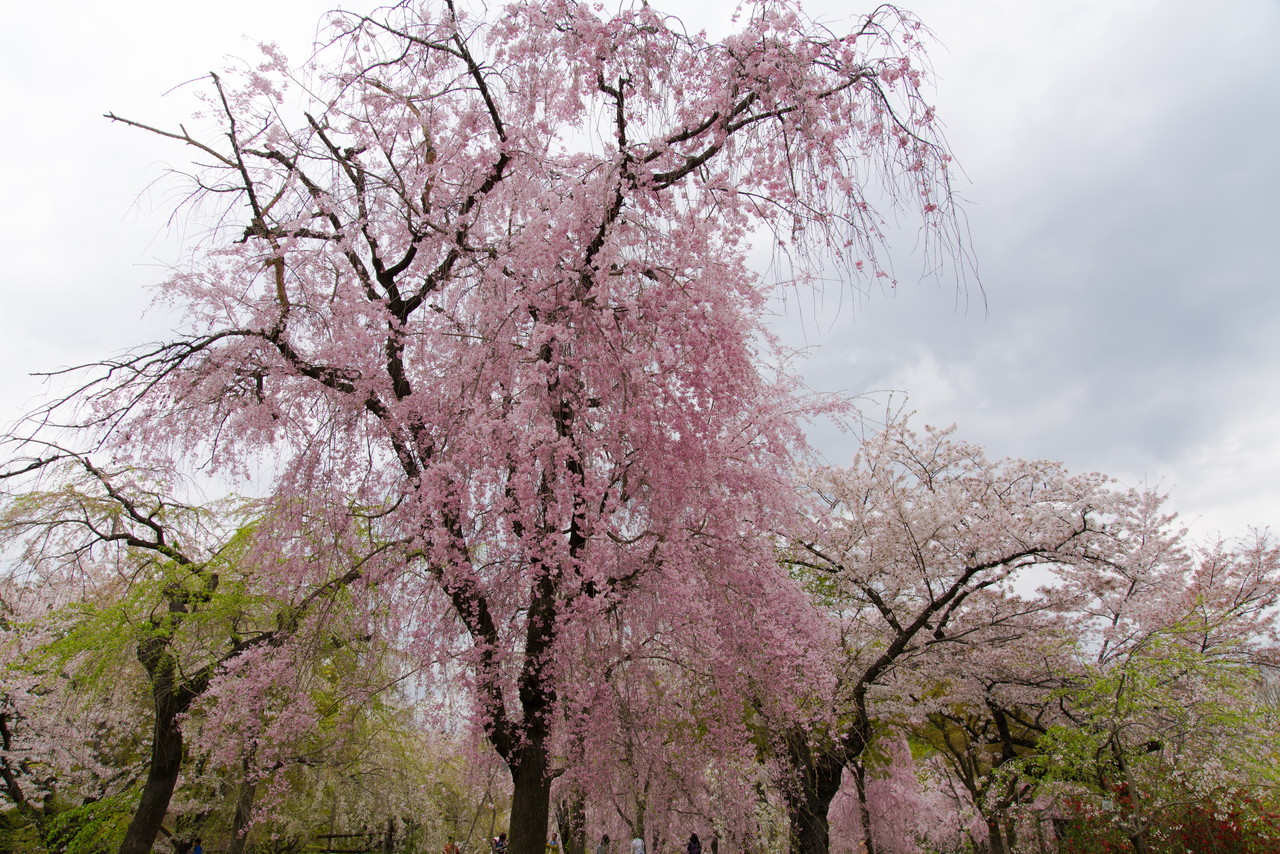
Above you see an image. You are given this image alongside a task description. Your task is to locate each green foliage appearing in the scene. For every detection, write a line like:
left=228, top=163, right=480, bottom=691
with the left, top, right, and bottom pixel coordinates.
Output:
left=784, top=553, right=842, bottom=611
left=1043, top=627, right=1276, bottom=793
left=1025, top=616, right=1280, bottom=854
left=42, top=789, right=137, bottom=854
left=0, top=808, right=42, bottom=854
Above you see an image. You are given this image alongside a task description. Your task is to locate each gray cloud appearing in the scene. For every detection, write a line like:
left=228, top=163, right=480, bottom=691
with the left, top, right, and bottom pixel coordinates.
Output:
left=2, top=0, right=1277, bottom=536
left=768, top=0, right=1280, bottom=536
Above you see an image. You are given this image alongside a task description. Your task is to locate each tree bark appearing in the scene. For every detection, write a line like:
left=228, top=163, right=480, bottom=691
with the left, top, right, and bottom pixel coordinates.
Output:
left=1126, top=832, right=1150, bottom=854
left=118, top=627, right=214, bottom=854
left=851, top=759, right=876, bottom=854
left=1112, top=742, right=1150, bottom=854
left=848, top=702, right=877, bottom=854
left=508, top=740, right=553, bottom=854
left=557, top=791, right=587, bottom=854
left=984, top=818, right=1008, bottom=854
left=0, top=708, right=42, bottom=827
left=498, top=555, right=561, bottom=854
left=1003, top=817, right=1018, bottom=854
left=786, top=779, right=839, bottom=854
left=118, top=690, right=187, bottom=854
left=782, top=730, right=846, bottom=854
left=227, top=752, right=258, bottom=854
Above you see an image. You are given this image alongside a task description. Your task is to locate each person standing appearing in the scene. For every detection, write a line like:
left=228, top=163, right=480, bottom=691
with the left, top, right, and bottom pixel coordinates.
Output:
left=686, top=834, right=701, bottom=854
left=631, top=836, right=645, bottom=854
left=596, top=834, right=611, bottom=854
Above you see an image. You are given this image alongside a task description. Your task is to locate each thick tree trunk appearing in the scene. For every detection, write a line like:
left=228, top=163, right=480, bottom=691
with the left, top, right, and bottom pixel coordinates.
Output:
left=116, top=581, right=217, bottom=854
left=118, top=696, right=185, bottom=854
left=786, top=782, right=839, bottom=854
left=498, top=559, right=561, bottom=854
left=508, top=739, right=554, bottom=854
left=782, top=733, right=845, bottom=854
left=119, top=629, right=213, bottom=854
left=0, top=707, right=52, bottom=846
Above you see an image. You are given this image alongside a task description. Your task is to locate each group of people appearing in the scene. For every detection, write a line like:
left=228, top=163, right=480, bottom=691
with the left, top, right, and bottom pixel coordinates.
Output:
left=486, top=830, right=704, bottom=854
left=488, top=830, right=705, bottom=854
left=603, top=832, right=703, bottom=854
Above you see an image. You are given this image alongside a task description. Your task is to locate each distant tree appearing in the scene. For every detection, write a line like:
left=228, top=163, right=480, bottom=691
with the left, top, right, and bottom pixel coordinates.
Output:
left=911, top=604, right=1078, bottom=854
left=904, top=488, right=1280, bottom=854
left=1041, top=495, right=1280, bottom=854
left=7, top=1, right=963, bottom=852
left=781, top=419, right=1114, bottom=854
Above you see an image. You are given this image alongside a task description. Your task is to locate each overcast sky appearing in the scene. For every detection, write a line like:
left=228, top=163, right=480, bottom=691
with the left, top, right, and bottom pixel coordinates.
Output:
left=2, top=0, right=1277, bottom=538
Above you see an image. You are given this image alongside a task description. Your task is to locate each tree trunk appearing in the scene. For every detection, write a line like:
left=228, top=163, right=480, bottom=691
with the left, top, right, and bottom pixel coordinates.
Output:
left=851, top=760, right=876, bottom=854
left=1004, top=817, right=1018, bottom=854
left=118, top=694, right=186, bottom=854
left=782, top=734, right=845, bottom=854
left=1112, top=743, right=1149, bottom=854
left=844, top=693, right=879, bottom=854
left=508, top=739, right=553, bottom=854
left=786, top=783, right=839, bottom=854
left=0, top=709, right=41, bottom=827
left=633, top=786, right=647, bottom=845
left=984, top=818, right=1008, bottom=854
left=498, top=559, right=561, bottom=854
left=117, top=587, right=217, bottom=854
left=557, top=792, right=587, bottom=854
left=227, top=752, right=258, bottom=854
